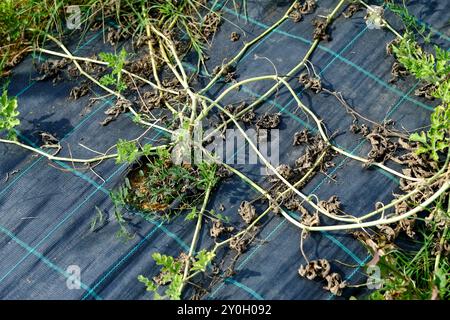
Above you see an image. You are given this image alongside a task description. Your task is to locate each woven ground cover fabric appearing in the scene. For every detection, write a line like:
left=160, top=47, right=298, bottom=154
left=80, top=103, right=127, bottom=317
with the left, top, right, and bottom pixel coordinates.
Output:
left=0, top=0, right=449, bottom=300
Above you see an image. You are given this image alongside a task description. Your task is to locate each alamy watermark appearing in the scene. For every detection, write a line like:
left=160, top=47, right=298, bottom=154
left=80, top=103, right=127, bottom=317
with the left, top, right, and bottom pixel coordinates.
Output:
left=171, top=121, right=279, bottom=175
left=366, top=265, right=383, bottom=290
left=66, top=5, right=81, bottom=30
left=66, top=264, right=81, bottom=290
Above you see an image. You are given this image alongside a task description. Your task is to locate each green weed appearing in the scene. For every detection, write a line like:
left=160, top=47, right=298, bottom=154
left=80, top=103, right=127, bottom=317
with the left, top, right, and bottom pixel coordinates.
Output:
left=0, top=86, right=20, bottom=140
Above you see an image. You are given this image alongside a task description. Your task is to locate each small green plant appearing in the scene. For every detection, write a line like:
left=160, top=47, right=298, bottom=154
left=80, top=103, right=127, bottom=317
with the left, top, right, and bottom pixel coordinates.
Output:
left=99, top=48, right=128, bottom=93
left=116, top=139, right=139, bottom=164
left=410, top=105, right=449, bottom=161
left=392, top=36, right=450, bottom=161
left=392, top=35, right=450, bottom=84
left=138, top=249, right=215, bottom=300
left=0, top=86, right=20, bottom=140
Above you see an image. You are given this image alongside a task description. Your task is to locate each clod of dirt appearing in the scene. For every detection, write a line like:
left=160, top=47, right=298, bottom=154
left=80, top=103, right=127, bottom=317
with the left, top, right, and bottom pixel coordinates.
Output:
left=365, top=126, right=399, bottom=164
left=312, top=17, right=331, bottom=41
left=230, top=32, right=240, bottom=42
left=255, top=113, right=281, bottom=129
left=69, top=81, right=90, bottom=100
left=202, top=13, right=221, bottom=38
left=289, top=1, right=317, bottom=22
left=298, top=259, right=331, bottom=280
left=100, top=99, right=131, bottom=126
left=275, top=164, right=294, bottom=180
left=106, top=27, right=123, bottom=46
left=35, top=58, right=69, bottom=82
left=323, top=272, right=347, bottom=296
left=210, top=221, right=234, bottom=238
left=301, top=210, right=320, bottom=227
left=294, top=134, right=332, bottom=175
left=210, top=221, right=225, bottom=238
left=389, top=62, right=408, bottom=83
left=299, top=72, right=322, bottom=93
left=414, top=83, right=437, bottom=100
left=319, top=195, right=341, bottom=216
left=238, top=201, right=256, bottom=224
left=293, top=129, right=311, bottom=145
left=343, top=3, right=362, bottom=18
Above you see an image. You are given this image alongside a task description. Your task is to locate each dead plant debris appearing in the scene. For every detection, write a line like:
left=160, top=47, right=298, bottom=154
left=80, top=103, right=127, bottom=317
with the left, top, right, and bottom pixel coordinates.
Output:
left=238, top=201, right=256, bottom=224
left=230, top=32, right=240, bottom=42
left=255, top=113, right=281, bottom=129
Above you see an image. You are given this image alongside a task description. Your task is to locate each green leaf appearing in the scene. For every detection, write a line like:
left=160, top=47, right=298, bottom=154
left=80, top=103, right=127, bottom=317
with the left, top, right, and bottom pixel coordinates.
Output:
left=191, top=249, right=215, bottom=272
left=410, top=132, right=427, bottom=144
left=166, top=274, right=182, bottom=300
left=116, top=139, right=139, bottom=164
left=184, top=207, right=197, bottom=221
left=0, top=88, right=20, bottom=140
left=138, top=275, right=158, bottom=292
left=141, top=143, right=154, bottom=156
left=99, top=74, right=116, bottom=86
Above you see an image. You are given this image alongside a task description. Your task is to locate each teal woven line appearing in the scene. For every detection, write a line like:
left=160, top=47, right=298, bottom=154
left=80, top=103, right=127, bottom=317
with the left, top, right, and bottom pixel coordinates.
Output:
left=0, top=164, right=127, bottom=294
left=80, top=220, right=164, bottom=300
left=220, top=5, right=434, bottom=112
left=16, top=29, right=104, bottom=97
left=136, top=212, right=190, bottom=251
left=0, top=224, right=102, bottom=300
left=323, top=233, right=364, bottom=266
left=223, top=278, right=265, bottom=300
left=327, top=254, right=371, bottom=300
left=385, top=81, right=421, bottom=120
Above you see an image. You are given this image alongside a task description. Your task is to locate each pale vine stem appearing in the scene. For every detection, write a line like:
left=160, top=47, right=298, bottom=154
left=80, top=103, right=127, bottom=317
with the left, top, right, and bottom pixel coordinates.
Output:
left=179, top=183, right=213, bottom=294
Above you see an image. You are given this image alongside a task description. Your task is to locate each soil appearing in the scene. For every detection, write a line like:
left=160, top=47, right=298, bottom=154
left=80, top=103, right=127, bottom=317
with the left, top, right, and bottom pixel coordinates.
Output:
left=298, top=259, right=331, bottom=280
left=299, top=72, right=322, bottom=93
left=290, top=0, right=317, bottom=22
left=389, top=62, right=408, bottom=83
left=100, top=99, right=132, bottom=126
left=343, top=3, right=362, bottom=18
left=312, top=17, right=331, bottom=41
left=230, top=32, right=240, bottom=42
left=255, top=112, right=281, bottom=129
left=69, top=81, right=90, bottom=100
left=293, top=129, right=312, bottom=145
left=238, top=201, right=256, bottom=224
